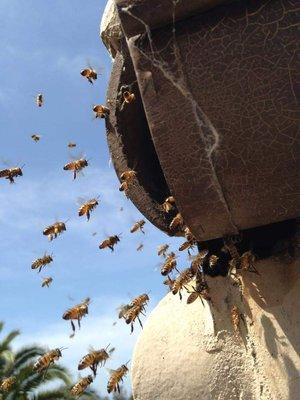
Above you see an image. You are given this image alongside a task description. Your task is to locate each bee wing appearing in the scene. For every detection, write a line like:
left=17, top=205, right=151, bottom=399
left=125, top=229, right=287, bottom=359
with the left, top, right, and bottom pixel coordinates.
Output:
left=77, top=196, right=88, bottom=205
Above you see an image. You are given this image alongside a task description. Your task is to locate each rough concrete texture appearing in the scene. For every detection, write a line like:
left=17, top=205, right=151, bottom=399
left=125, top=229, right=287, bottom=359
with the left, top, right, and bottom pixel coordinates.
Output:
left=132, top=257, right=300, bottom=399
left=100, top=0, right=123, bottom=58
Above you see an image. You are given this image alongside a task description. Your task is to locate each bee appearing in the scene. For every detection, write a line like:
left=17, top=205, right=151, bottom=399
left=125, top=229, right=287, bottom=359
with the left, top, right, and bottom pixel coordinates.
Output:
left=0, top=166, right=23, bottom=184
left=33, top=348, right=64, bottom=374
left=120, top=91, right=135, bottom=110
left=124, top=304, right=146, bottom=333
left=136, top=243, right=144, bottom=251
left=187, top=278, right=211, bottom=305
left=0, top=376, right=16, bottom=392
left=78, top=197, right=99, bottom=221
left=78, top=345, right=111, bottom=376
left=93, top=104, right=109, bottom=119
left=130, top=220, right=145, bottom=234
left=231, top=305, right=241, bottom=335
left=80, top=67, right=97, bottom=84
left=99, top=235, right=121, bottom=251
left=172, top=268, right=194, bottom=300
left=157, top=244, right=169, bottom=257
left=31, top=253, right=53, bottom=273
left=169, top=213, right=184, bottom=231
left=68, top=142, right=77, bottom=148
left=62, top=297, right=90, bottom=337
left=43, top=221, right=66, bottom=241
left=41, top=276, right=53, bottom=287
left=71, top=375, right=93, bottom=396
left=63, top=158, right=88, bottom=180
left=107, top=363, right=129, bottom=394
left=190, top=250, right=209, bottom=275
left=160, top=252, right=177, bottom=276
left=162, top=196, right=176, bottom=213
left=223, top=238, right=240, bottom=269
left=209, top=255, right=219, bottom=269
left=179, top=230, right=197, bottom=254
left=119, top=170, right=137, bottom=195
left=240, top=251, right=259, bottom=274
left=36, top=93, right=43, bottom=107
left=163, top=275, right=175, bottom=291
left=31, top=134, right=41, bottom=142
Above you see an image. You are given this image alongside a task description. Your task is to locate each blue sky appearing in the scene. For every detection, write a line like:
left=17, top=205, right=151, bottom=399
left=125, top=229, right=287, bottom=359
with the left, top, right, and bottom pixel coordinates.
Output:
left=0, top=0, right=187, bottom=396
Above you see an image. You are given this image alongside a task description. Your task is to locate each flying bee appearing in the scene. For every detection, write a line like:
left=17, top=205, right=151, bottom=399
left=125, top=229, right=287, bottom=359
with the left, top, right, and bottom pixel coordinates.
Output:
left=80, top=67, right=97, bottom=84
left=162, top=196, right=176, bottom=213
left=36, top=93, right=43, bottom=107
left=160, top=252, right=177, bottom=276
left=0, top=376, right=16, bottom=392
left=71, top=375, right=93, bottom=396
left=172, top=268, right=194, bottom=300
left=130, top=220, right=145, bottom=234
left=62, top=297, right=90, bottom=337
left=43, top=221, right=66, bottom=241
left=78, top=197, right=99, bottom=221
left=63, top=158, right=88, bottom=180
left=209, top=255, right=219, bottom=269
left=41, top=276, right=53, bottom=288
left=107, top=363, right=129, bottom=394
left=99, top=235, right=121, bottom=251
left=93, top=104, right=109, bottom=119
left=169, top=213, right=184, bottom=231
left=31, top=253, right=53, bottom=273
left=223, top=238, right=241, bottom=270
left=31, top=134, right=41, bottom=142
left=163, top=275, right=175, bottom=291
left=33, top=348, right=65, bottom=374
left=124, top=304, right=145, bottom=333
left=157, top=244, right=169, bottom=257
left=240, top=251, right=259, bottom=274
left=136, top=243, right=144, bottom=251
left=187, top=278, right=211, bottom=305
left=68, top=142, right=76, bottom=148
left=119, top=170, right=137, bottom=195
left=78, top=344, right=112, bottom=377
left=190, top=250, right=209, bottom=275
left=0, top=166, right=23, bottom=184
left=179, top=229, right=197, bottom=254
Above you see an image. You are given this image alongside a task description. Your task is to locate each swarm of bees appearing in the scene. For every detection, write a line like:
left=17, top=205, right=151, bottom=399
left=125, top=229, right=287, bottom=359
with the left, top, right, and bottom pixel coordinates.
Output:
left=0, top=57, right=262, bottom=398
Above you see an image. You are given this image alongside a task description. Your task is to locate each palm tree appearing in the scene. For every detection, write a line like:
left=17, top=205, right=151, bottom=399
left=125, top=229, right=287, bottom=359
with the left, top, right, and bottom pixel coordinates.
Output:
left=0, top=322, right=99, bottom=400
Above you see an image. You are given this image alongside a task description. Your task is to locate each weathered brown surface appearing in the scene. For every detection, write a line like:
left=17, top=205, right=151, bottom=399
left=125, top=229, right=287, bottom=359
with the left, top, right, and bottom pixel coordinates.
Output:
left=124, top=0, right=300, bottom=241
left=116, top=0, right=229, bottom=38
left=105, top=46, right=174, bottom=234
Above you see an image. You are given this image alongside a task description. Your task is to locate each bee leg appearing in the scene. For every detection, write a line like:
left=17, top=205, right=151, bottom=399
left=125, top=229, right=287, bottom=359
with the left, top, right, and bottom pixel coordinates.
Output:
left=73, top=170, right=76, bottom=180
left=179, top=291, right=182, bottom=301
left=78, top=319, right=81, bottom=329
left=39, top=266, right=42, bottom=273
left=87, top=211, right=90, bottom=221
left=117, top=383, right=120, bottom=393
left=131, top=323, right=134, bottom=334
left=109, top=245, right=114, bottom=252
left=249, top=263, right=260, bottom=275
left=137, top=315, right=143, bottom=329
left=71, top=320, right=75, bottom=333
